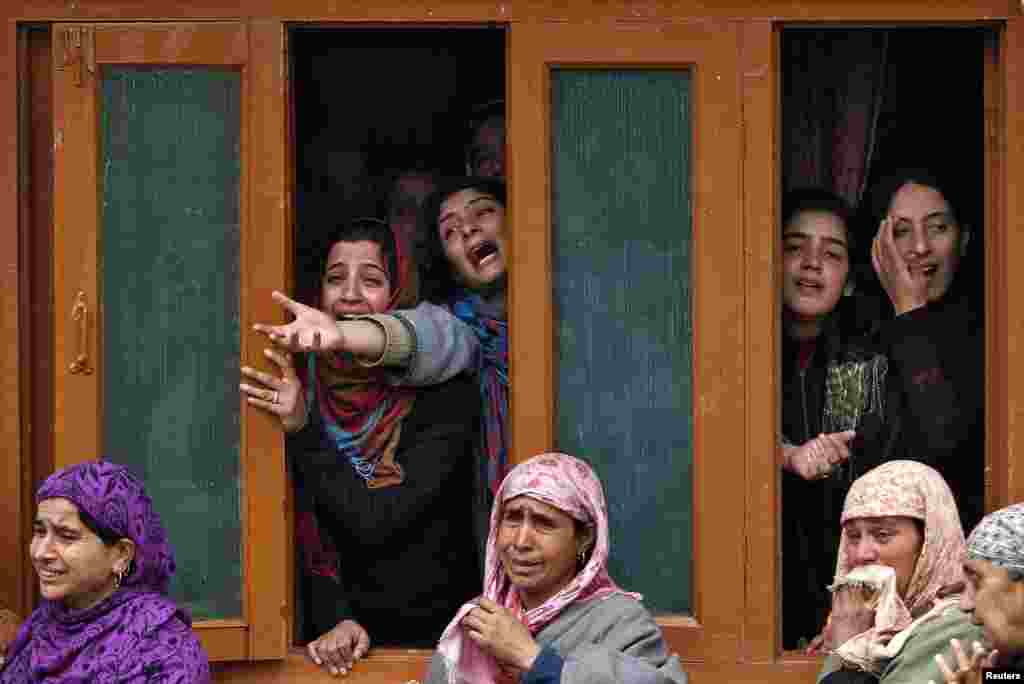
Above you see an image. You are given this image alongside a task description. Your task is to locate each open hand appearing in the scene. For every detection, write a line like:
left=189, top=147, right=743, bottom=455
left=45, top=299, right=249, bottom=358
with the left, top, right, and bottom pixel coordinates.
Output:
left=253, top=291, right=345, bottom=353
left=462, top=598, right=541, bottom=672
left=240, top=346, right=306, bottom=432
left=872, top=217, right=928, bottom=315
left=931, top=638, right=998, bottom=684
left=824, top=585, right=876, bottom=650
left=784, top=431, right=855, bottom=481
left=307, top=619, right=370, bottom=677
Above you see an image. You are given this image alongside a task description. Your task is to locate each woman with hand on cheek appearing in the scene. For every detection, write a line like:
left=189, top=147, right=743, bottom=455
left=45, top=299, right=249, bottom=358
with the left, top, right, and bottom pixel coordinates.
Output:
left=426, top=453, right=687, bottom=684
left=867, top=170, right=983, bottom=531
left=817, top=461, right=982, bottom=684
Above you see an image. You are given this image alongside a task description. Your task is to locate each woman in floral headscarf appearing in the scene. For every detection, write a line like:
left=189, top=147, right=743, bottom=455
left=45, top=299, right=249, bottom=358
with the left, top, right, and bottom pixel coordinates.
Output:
left=425, top=453, right=688, bottom=684
left=0, top=460, right=209, bottom=683
left=816, top=460, right=982, bottom=683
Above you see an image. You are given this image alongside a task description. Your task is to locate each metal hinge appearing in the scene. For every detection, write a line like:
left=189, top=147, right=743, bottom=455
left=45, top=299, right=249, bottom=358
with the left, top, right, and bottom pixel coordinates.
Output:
left=58, top=26, right=95, bottom=87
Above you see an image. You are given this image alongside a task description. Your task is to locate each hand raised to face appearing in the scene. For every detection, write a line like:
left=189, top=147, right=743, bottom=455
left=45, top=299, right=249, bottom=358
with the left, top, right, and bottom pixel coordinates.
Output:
left=872, top=217, right=929, bottom=316
left=824, top=585, right=876, bottom=651
left=462, top=598, right=541, bottom=672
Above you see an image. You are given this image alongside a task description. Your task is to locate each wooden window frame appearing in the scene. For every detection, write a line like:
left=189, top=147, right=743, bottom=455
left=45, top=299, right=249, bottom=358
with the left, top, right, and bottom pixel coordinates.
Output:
left=46, top=21, right=291, bottom=661
left=507, top=18, right=749, bottom=663
left=1, top=3, right=1022, bottom=683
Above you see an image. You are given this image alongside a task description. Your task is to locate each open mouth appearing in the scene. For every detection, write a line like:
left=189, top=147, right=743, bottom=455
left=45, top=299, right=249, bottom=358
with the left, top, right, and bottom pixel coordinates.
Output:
left=795, top=278, right=823, bottom=292
left=910, top=265, right=938, bottom=278
left=506, top=558, right=541, bottom=573
left=468, top=240, right=499, bottom=270
left=36, top=568, right=63, bottom=582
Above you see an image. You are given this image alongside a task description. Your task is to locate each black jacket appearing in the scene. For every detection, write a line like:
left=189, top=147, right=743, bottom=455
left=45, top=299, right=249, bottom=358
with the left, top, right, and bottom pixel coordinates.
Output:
left=781, top=301, right=886, bottom=649
left=870, top=284, right=985, bottom=532
left=291, top=373, right=483, bottom=647
left=781, top=285, right=985, bottom=650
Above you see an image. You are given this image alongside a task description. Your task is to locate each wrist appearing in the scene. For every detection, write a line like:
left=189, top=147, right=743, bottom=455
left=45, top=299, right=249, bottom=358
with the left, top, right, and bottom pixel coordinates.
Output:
left=517, top=641, right=541, bottom=671
left=894, top=294, right=927, bottom=316
left=347, top=314, right=413, bottom=368
left=782, top=444, right=799, bottom=473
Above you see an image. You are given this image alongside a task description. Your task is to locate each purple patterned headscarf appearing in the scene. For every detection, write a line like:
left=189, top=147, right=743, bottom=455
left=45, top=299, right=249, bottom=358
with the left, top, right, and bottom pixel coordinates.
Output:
left=0, top=460, right=210, bottom=683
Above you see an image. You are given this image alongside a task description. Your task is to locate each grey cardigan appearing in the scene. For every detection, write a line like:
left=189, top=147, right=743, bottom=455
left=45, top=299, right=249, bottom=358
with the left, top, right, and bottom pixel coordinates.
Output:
left=425, top=594, right=688, bottom=684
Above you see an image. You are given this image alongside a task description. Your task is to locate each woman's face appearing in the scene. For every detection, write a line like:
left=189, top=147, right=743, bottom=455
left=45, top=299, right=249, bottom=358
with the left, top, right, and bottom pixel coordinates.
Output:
left=437, top=188, right=507, bottom=293
left=782, top=210, right=850, bottom=326
left=887, top=182, right=967, bottom=303
left=321, top=240, right=393, bottom=318
left=961, top=558, right=1024, bottom=655
left=842, top=515, right=924, bottom=598
left=496, top=495, right=592, bottom=610
left=31, top=498, right=129, bottom=611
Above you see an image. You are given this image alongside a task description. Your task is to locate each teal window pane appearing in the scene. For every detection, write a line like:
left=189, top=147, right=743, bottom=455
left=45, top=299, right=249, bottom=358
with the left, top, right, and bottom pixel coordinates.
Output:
left=552, top=69, right=693, bottom=614
left=101, top=68, right=243, bottom=620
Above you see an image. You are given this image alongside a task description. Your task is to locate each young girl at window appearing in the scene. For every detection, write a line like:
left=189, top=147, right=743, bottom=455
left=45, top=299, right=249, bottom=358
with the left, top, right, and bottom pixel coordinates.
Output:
left=254, top=178, right=509, bottom=558
left=241, top=218, right=482, bottom=674
left=780, top=188, right=889, bottom=650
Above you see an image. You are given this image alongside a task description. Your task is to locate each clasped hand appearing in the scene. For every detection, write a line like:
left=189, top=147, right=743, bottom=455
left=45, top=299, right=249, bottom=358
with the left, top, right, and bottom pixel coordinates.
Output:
left=462, top=598, right=541, bottom=673
left=929, top=638, right=999, bottom=684
left=785, top=431, right=855, bottom=481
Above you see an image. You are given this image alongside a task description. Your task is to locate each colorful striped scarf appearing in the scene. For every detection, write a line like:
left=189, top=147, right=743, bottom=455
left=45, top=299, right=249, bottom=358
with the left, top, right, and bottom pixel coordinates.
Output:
left=308, top=220, right=419, bottom=489
left=307, top=354, right=415, bottom=489
left=452, top=291, right=509, bottom=496
left=295, top=220, right=419, bottom=586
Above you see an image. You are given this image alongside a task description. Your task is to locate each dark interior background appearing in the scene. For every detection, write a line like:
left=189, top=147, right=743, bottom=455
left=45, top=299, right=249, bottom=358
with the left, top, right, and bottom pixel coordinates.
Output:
left=290, top=27, right=505, bottom=306
left=783, top=27, right=986, bottom=304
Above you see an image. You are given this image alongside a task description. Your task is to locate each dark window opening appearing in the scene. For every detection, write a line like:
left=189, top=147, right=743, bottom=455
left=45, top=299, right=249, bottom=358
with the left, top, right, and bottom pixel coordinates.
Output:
left=288, top=25, right=505, bottom=648
left=779, top=26, right=987, bottom=652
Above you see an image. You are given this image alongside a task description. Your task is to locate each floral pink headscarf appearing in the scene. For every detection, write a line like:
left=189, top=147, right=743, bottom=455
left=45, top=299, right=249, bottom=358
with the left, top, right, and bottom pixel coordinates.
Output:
left=831, top=460, right=966, bottom=671
left=435, top=452, right=640, bottom=684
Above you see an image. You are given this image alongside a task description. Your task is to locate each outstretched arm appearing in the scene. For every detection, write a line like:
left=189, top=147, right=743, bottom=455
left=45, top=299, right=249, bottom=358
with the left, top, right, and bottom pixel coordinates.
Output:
left=253, top=291, right=387, bottom=361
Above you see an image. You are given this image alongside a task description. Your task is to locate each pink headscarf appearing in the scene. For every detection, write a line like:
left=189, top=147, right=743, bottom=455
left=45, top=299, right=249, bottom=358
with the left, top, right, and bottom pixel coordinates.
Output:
left=435, top=453, right=640, bottom=684
left=831, top=460, right=966, bottom=671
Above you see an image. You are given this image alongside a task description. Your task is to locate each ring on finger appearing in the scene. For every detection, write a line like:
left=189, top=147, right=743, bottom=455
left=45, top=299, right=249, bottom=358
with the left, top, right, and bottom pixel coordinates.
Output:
left=272, top=390, right=280, bottom=404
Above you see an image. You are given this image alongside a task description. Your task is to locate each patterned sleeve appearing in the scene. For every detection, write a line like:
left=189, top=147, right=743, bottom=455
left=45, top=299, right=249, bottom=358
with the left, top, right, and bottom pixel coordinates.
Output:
left=132, top=618, right=211, bottom=684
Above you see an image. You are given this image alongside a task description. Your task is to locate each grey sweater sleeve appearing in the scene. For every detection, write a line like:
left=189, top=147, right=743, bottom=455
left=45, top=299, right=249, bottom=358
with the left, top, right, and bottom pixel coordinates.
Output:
left=390, top=302, right=480, bottom=386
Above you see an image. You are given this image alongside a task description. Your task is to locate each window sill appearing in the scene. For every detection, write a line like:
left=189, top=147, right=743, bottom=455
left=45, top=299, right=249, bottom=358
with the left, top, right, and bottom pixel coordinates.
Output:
left=212, top=647, right=433, bottom=683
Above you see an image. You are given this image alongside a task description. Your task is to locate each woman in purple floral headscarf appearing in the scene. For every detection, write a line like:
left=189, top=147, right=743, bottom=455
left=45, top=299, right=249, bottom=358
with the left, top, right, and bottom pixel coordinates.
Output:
left=0, top=460, right=210, bottom=683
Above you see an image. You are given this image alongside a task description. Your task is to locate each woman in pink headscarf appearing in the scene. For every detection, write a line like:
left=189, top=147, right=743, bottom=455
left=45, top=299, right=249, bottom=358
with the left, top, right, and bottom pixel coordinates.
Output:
left=816, top=460, right=983, bottom=683
left=425, top=452, right=687, bottom=684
